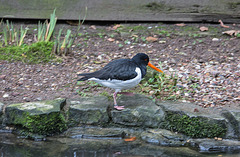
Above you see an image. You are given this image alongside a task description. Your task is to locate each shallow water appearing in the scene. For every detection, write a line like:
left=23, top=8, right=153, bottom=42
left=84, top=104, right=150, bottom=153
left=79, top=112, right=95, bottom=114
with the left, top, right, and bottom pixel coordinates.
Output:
left=0, top=132, right=240, bottom=157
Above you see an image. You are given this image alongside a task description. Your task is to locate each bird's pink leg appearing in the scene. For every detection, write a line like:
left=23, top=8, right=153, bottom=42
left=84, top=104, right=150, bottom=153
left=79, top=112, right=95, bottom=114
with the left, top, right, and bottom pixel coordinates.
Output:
left=113, top=92, right=125, bottom=110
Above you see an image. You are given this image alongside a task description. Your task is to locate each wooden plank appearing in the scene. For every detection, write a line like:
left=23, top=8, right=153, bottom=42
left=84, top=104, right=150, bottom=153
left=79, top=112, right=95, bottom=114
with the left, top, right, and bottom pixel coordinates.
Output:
left=0, top=0, right=240, bottom=22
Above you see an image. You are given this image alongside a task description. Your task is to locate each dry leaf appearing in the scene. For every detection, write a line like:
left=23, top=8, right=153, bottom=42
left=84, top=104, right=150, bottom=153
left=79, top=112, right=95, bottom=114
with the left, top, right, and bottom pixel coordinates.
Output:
left=146, top=36, right=158, bottom=42
left=90, top=25, right=96, bottom=30
left=218, top=20, right=229, bottom=28
left=223, top=30, right=240, bottom=36
left=124, top=137, right=136, bottom=142
left=175, top=23, right=186, bottom=27
left=107, top=38, right=115, bottom=42
left=112, top=24, right=122, bottom=30
left=199, top=26, right=208, bottom=32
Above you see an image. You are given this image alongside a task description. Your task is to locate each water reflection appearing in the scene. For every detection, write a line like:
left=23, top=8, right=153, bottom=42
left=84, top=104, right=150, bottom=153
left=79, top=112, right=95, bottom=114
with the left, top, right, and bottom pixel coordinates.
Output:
left=0, top=132, right=240, bottom=157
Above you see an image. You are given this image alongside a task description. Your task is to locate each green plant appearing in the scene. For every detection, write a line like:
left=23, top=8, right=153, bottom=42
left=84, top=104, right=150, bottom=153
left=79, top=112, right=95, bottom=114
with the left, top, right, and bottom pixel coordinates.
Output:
left=18, top=26, right=28, bottom=46
left=36, top=9, right=57, bottom=42
left=37, top=21, right=46, bottom=41
left=45, top=9, right=57, bottom=42
left=3, top=27, right=8, bottom=46
left=139, top=65, right=180, bottom=100
left=236, top=33, right=240, bottom=38
left=53, top=29, right=74, bottom=56
left=52, top=7, right=87, bottom=56
left=141, top=36, right=146, bottom=42
left=1, top=20, right=28, bottom=46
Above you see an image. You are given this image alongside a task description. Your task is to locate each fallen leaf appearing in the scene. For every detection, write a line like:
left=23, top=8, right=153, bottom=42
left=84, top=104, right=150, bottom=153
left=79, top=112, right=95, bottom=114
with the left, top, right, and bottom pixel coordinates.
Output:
left=107, top=38, right=115, bottom=42
left=199, top=26, right=208, bottom=32
left=90, top=25, right=96, bottom=30
left=175, top=23, right=186, bottom=27
left=124, top=137, right=136, bottom=142
left=146, top=36, right=158, bottom=42
left=223, top=30, right=240, bottom=36
left=218, top=20, right=229, bottom=28
left=112, top=24, right=122, bottom=30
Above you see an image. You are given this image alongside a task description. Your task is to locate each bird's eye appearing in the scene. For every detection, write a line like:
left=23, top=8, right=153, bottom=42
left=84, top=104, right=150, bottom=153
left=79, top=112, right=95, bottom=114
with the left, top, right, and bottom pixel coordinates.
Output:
left=144, top=59, right=148, bottom=61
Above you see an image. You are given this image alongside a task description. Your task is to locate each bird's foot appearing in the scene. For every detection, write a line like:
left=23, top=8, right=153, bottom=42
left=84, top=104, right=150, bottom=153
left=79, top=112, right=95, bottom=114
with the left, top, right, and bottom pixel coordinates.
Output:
left=114, top=105, right=125, bottom=110
left=118, top=92, right=135, bottom=96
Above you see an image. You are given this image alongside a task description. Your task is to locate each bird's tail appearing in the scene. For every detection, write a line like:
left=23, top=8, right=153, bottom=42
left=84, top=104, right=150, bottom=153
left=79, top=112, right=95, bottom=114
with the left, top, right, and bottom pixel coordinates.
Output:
left=77, top=73, right=93, bottom=81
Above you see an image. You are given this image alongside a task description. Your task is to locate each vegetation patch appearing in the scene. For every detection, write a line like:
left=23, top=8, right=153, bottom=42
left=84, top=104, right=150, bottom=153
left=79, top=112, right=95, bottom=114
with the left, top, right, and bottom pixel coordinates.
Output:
left=139, top=67, right=180, bottom=100
left=0, top=41, right=55, bottom=63
left=163, top=112, right=227, bottom=138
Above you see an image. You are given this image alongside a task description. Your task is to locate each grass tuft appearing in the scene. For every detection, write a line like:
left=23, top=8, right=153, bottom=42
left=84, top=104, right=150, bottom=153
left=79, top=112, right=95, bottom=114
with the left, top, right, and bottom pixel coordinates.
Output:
left=0, top=41, right=55, bottom=64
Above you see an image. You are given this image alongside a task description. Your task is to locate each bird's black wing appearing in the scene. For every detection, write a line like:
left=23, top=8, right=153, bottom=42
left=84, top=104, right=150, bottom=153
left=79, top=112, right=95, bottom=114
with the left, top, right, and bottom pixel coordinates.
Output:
left=78, top=59, right=138, bottom=81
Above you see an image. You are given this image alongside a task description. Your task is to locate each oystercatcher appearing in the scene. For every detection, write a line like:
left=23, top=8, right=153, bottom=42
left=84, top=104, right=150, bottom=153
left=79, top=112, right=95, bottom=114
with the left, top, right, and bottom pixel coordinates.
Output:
left=77, top=53, right=163, bottom=110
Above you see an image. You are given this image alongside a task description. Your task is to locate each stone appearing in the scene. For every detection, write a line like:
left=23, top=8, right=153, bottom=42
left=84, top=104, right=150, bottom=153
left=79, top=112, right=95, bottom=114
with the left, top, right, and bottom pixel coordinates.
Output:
left=188, top=138, right=240, bottom=153
left=212, top=38, right=219, bottom=41
left=64, top=127, right=126, bottom=139
left=68, top=96, right=110, bottom=126
left=128, top=145, right=202, bottom=157
left=157, top=101, right=228, bottom=138
left=111, top=94, right=165, bottom=128
left=221, top=106, right=240, bottom=138
left=5, top=98, right=67, bottom=136
left=141, top=129, right=188, bottom=146
left=0, top=102, right=4, bottom=125
left=3, top=93, right=9, bottom=98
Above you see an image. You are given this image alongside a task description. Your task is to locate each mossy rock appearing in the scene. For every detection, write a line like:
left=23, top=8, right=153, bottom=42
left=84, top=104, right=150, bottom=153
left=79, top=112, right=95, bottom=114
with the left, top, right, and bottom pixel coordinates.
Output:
left=157, top=101, right=228, bottom=138
left=5, top=98, right=67, bottom=136
left=163, top=111, right=227, bottom=138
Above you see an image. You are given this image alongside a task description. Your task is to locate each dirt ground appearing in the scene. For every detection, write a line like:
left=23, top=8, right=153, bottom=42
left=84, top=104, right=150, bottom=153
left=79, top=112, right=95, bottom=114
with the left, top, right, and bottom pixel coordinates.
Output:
left=0, top=22, right=239, bottom=107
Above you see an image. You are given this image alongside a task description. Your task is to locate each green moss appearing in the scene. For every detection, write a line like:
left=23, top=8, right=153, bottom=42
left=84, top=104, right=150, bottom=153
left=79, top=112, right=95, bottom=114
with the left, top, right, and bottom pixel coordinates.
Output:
left=23, top=112, right=67, bottom=135
left=9, top=110, right=67, bottom=136
left=0, top=41, right=55, bottom=63
left=163, top=112, right=227, bottom=138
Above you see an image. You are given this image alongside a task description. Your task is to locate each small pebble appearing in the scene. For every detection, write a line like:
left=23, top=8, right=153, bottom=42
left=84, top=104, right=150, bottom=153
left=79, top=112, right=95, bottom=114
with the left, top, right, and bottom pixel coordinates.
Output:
left=184, top=93, right=190, bottom=97
left=159, top=40, right=166, bottom=44
left=212, top=38, right=219, bottom=41
left=3, top=93, right=9, bottom=98
left=195, top=65, right=201, bottom=70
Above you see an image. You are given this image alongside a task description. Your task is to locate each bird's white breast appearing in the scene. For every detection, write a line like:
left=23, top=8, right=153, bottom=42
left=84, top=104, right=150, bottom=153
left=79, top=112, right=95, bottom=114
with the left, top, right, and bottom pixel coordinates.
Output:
left=89, top=67, right=142, bottom=91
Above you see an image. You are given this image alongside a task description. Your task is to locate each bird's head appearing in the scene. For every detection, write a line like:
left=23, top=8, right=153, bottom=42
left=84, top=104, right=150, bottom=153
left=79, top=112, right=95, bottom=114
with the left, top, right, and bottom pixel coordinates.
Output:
left=132, top=53, right=163, bottom=73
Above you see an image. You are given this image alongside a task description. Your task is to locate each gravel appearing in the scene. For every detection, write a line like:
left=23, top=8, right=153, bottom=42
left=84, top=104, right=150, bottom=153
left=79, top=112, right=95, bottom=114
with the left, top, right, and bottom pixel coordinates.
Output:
left=0, top=23, right=239, bottom=107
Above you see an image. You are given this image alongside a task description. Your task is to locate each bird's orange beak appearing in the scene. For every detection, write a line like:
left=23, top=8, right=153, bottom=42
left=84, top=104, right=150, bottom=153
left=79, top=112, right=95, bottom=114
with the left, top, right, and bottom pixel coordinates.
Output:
left=148, top=62, right=163, bottom=73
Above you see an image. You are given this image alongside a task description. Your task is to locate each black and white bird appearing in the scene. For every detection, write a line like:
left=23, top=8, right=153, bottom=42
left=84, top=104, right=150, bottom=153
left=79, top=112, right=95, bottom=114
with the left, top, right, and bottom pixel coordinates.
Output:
left=77, top=53, right=163, bottom=110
